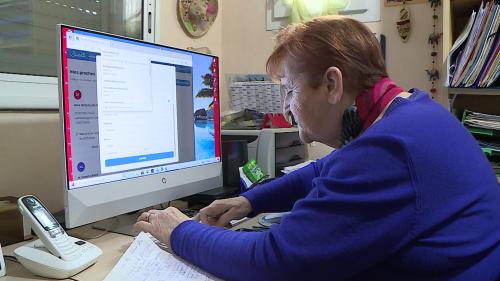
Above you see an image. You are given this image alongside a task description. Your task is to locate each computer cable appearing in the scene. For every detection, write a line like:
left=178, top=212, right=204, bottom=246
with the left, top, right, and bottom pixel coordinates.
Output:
left=3, top=255, right=19, bottom=264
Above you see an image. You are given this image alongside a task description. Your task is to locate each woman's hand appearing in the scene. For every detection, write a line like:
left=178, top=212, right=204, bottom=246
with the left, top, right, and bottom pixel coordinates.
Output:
left=133, top=207, right=190, bottom=248
left=195, top=196, right=252, bottom=227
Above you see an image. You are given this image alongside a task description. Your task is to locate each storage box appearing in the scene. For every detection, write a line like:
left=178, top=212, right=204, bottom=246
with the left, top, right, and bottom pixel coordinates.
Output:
left=0, top=197, right=26, bottom=245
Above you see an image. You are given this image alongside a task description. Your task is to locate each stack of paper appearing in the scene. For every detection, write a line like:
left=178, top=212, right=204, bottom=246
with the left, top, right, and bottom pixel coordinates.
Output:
left=281, top=160, right=315, bottom=174
left=477, top=139, right=500, bottom=151
left=464, top=110, right=500, bottom=131
left=463, top=110, right=500, bottom=160
left=490, top=161, right=500, bottom=176
left=104, top=232, right=220, bottom=281
left=447, top=1, right=500, bottom=88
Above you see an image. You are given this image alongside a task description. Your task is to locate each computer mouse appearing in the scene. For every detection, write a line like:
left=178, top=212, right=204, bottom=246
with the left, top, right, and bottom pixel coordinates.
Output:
left=258, top=212, right=291, bottom=227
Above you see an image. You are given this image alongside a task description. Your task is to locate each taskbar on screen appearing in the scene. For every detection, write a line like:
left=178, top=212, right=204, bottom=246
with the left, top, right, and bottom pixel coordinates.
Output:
left=68, top=157, right=220, bottom=190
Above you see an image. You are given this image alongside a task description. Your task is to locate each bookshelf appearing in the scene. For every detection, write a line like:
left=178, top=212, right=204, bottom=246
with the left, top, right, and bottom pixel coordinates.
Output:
left=443, top=0, right=500, bottom=181
left=443, top=0, right=499, bottom=115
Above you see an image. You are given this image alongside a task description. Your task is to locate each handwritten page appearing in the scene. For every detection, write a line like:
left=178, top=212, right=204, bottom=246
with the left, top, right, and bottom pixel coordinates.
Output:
left=104, top=232, right=221, bottom=281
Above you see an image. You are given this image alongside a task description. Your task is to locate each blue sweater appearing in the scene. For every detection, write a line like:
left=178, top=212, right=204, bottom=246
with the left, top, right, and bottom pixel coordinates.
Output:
left=171, top=89, right=500, bottom=281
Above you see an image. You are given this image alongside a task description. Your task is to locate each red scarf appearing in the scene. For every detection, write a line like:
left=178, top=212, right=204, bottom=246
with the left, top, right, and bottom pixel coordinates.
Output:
left=355, top=77, right=405, bottom=130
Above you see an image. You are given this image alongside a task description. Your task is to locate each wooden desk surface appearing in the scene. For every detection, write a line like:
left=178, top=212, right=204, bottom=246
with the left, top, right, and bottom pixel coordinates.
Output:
left=1, top=225, right=134, bottom=281
left=0, top=215, right=265, bottom=281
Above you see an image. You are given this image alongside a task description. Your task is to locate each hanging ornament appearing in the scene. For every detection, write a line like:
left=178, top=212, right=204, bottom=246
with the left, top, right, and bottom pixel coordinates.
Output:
left=426, top=69, right=440, bottom=81
left=396, top=2, right=411, bottom=42
left=429, top=0, right=441, bottom=8
left=426, top=0, right=441, bottom=97
left=428, top=32, right=442, bottom=46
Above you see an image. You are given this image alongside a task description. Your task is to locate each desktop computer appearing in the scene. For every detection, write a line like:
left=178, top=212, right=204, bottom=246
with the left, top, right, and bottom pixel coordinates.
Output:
left=57, top=25, right=222, bottom=229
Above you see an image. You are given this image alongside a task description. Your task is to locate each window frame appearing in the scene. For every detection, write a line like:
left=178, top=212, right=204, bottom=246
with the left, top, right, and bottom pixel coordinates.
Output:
left=0, top=0, right=157, bottom=110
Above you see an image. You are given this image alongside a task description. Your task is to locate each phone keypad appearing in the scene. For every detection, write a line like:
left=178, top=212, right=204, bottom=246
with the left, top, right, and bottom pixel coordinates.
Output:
left=44, top=233, right=96, bottom=261
left=52, top=234, right=81, bottom=260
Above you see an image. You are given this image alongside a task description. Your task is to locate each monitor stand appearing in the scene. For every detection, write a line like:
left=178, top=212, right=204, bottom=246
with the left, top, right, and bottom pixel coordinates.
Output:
left=92, top=212, right=141, bottom=236
left=91, top=206, right=198, bottom=236
left=89, top=186, right=240, bottom=236
left=55, top=209, right=150, bottom=236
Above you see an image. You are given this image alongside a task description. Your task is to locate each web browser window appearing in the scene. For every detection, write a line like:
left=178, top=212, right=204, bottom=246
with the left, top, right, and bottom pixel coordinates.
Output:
left=60, top=26, right=220, bottom=189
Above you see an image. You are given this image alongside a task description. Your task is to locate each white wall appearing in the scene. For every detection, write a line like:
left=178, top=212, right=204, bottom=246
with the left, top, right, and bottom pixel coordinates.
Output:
left=156, top=1, right=222, bottom=55
left=220, top=0, right=444, bottom=158
left=381, top=3, right=445, bottom=106
left=0, top=112, right=63, bottom=212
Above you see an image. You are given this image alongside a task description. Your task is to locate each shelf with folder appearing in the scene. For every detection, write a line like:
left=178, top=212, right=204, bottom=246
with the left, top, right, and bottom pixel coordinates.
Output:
left=467, top=126, right=500, bottom=137
left=482, top=147, right=500, bottom=157
left=462, top=109, right=500, bottom=134
left=445, top=0, right=498, bottom=88
left=461, top=109, right=500, bottom=181
left=444, top=0, right=499, bottom=119
left=449, top=94, right=500, bottom=117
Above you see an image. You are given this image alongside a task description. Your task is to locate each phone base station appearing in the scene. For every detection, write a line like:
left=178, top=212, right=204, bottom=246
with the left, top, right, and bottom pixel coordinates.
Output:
left=14, top=237, right=102, bottom=279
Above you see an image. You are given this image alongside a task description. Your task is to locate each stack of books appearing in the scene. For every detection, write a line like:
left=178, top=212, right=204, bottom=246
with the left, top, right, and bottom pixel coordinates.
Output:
left=446, top=0, right=499, bottom=88
left=462, top=110, right=500, bottom=178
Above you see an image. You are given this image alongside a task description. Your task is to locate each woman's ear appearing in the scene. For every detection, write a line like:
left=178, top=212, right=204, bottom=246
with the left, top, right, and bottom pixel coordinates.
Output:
left=323, top=67, right=343, bottom=105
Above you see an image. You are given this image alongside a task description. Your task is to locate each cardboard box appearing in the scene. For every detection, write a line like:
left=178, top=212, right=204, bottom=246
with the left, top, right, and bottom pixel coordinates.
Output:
left=0, top=197, right=25, bottom=245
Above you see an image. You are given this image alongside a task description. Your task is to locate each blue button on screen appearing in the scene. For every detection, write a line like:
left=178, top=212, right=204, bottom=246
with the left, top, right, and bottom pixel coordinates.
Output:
left=105, top=151, right=174, bottom=167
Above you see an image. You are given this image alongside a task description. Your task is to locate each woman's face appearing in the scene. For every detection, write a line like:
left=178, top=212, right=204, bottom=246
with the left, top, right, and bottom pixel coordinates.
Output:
left=282, top=61, right=345, bottom=147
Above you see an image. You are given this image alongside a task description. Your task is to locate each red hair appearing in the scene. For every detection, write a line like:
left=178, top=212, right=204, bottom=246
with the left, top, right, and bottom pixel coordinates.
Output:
left=267, top=16, right=387, bottom=94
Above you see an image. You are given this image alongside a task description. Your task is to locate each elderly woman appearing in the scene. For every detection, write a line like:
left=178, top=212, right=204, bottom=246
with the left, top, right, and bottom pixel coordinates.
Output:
left=134, top=16, right=500, bottom=280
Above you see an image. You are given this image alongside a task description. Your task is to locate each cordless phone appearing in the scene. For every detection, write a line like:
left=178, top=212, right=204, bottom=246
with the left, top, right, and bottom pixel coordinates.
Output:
left=14, top=195, right=102, bottom=279
left=0, top=243, right=5, bottom=277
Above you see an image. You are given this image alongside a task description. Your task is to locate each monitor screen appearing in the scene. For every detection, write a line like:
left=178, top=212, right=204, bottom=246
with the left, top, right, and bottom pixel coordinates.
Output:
left=59, top=26, right=220, bottom=190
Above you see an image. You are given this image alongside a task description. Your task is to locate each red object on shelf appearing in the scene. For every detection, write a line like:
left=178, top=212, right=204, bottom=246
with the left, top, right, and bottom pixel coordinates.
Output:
left=261, top=113, right=292, bottom=129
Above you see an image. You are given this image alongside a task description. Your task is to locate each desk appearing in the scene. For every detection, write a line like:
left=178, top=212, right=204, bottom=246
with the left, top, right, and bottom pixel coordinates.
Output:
left=0, top=215, right=265, bottom=281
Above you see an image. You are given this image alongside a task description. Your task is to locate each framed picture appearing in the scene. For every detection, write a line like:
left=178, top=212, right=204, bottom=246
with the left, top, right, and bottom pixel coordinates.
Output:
left=385, top=0, right=427, bottom=6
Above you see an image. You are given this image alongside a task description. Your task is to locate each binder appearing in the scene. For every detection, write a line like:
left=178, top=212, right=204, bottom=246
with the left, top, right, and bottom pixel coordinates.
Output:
left=447, top=1, right=500, bottom=88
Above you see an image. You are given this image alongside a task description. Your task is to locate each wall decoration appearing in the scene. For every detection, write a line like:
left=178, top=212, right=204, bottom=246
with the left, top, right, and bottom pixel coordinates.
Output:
left=396, top=2, right=411, bottom=42
left=267, top=0, right=381, bottom=30
left=426, top=0, right=442, bottom=96
left=187, top=46, right=212, bottom=54
left=178, top=0, right=218, bottom=38
left=385, top=0, right=427, bottom=6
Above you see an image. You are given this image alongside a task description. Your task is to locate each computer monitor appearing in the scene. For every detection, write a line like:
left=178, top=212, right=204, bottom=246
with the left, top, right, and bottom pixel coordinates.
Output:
left=57, top=25, right=222, bottom=228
